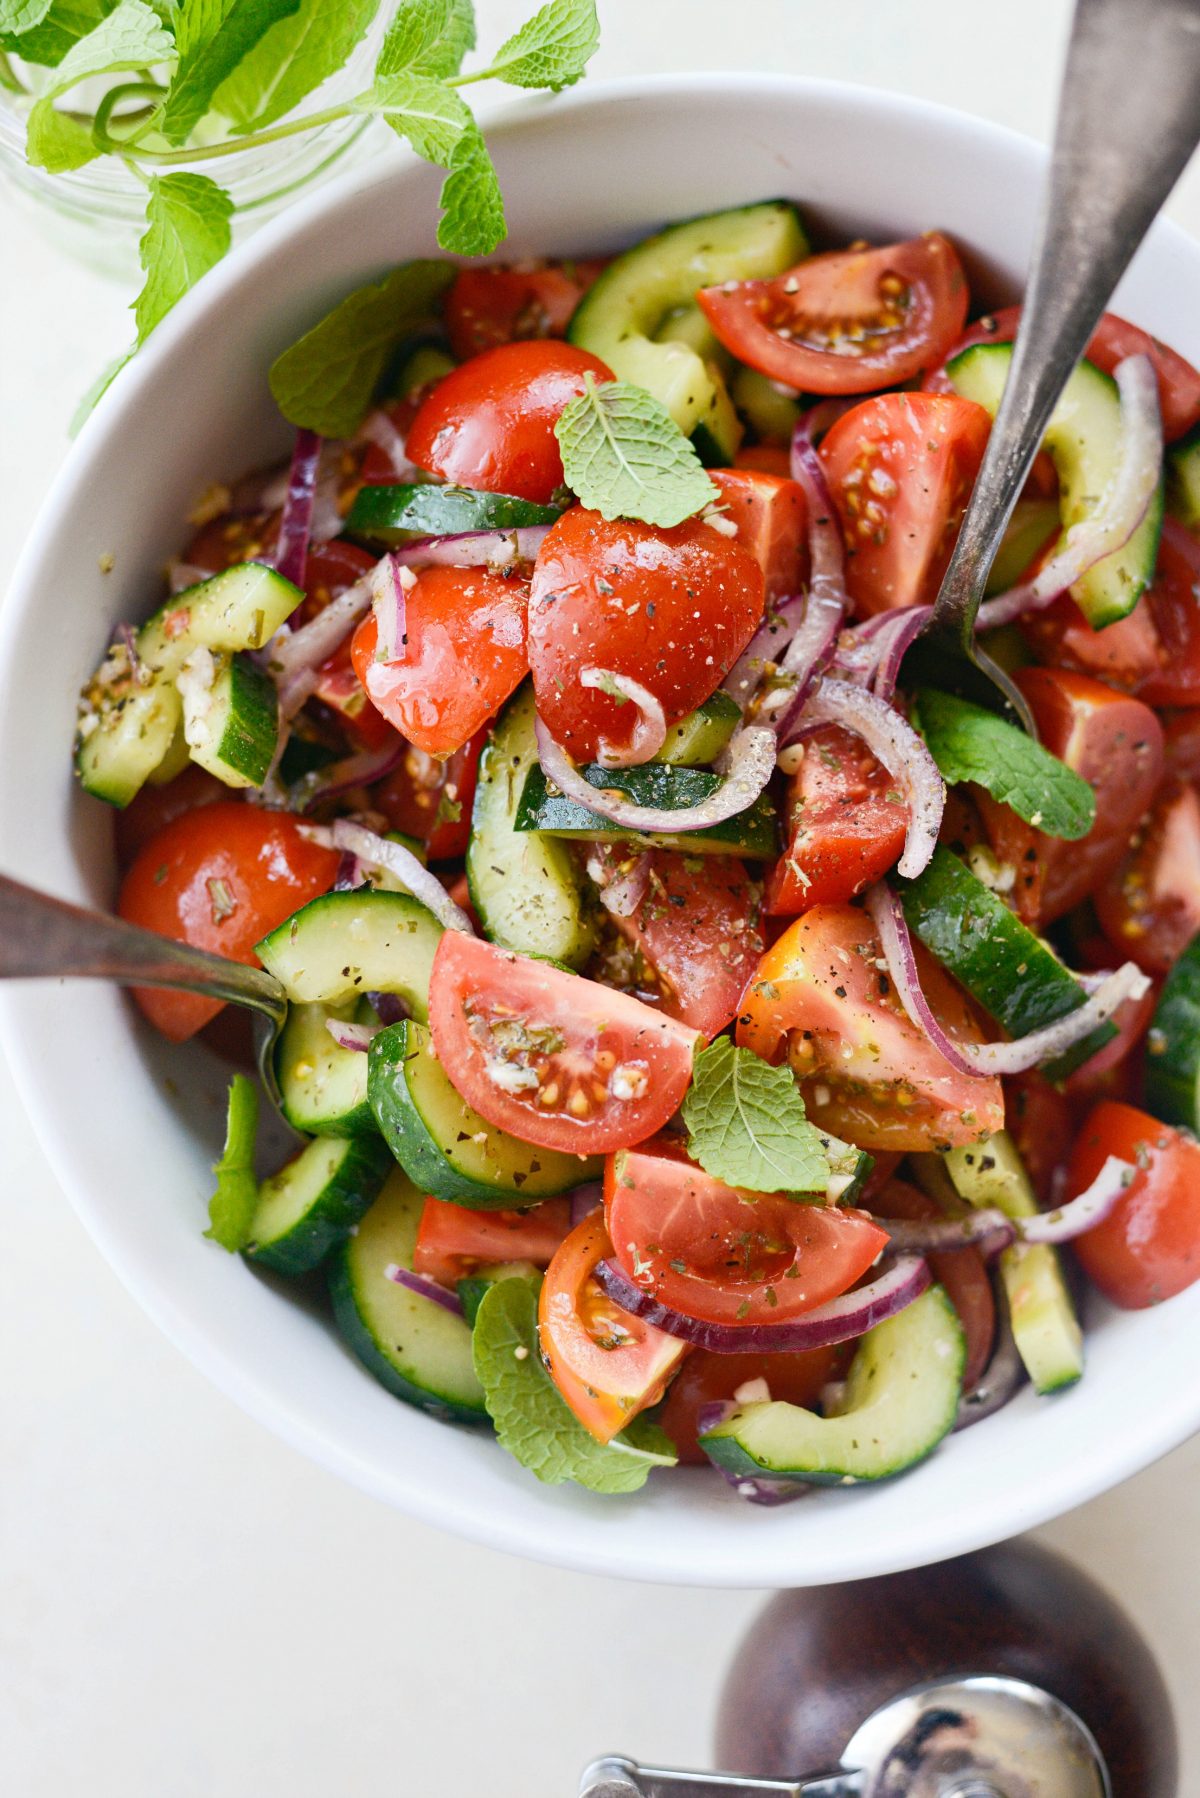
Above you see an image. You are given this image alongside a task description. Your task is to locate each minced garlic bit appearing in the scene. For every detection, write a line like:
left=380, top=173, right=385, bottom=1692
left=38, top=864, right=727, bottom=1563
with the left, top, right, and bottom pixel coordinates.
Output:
left=609, top=1062, right=649, bottom=1102
left=483, top=1056, right=541, bottom=1094
left=701, top=503, right=738, bottom=538
left=733, top=1377, right=771, bottom=1405
left=178, top=645, right=220, bottom=749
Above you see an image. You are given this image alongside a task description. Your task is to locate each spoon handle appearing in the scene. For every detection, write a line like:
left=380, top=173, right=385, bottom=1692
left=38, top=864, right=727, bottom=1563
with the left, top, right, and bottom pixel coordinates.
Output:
left=577, top=1757, right=852, bottom=1798
left=930, top=0, right=1200, bottom=651
left=0, top=873, right=285, bottom=1022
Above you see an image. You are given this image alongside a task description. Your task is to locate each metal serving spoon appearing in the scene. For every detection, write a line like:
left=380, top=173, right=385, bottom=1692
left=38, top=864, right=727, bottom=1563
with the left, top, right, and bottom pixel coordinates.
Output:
left=581, top=1674, right=1109, bottom=1798
left=903, top=0, right=1200, bottom=725
left=0, top=872, right=287, bottom=1103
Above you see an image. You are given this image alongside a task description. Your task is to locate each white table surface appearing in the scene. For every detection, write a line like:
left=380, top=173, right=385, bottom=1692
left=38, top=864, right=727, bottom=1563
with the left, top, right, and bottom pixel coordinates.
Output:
left=4, top=5, right=1200, bottom=1793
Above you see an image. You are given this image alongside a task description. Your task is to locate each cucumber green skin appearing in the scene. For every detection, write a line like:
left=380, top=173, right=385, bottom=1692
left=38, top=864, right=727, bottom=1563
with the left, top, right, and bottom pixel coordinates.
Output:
left=897, top=846, right=1116, bottom=1078
left=653, top=691, right=740, bottom=766
left=184, top=653, right=279, bottom=788
left=329, top=1171, right=487, bottom=1423
left=515, top=763, right=778, bottom=859
left=256, top=889, right=441, bottom=1017
left=1144, top=930, right=1200, bottom=1129
left=1167, top=425, right=1200, bottom=530
left=467, top=682, right=598, bottom=969
left=368, top=1020, right=599, bottom=1207
left=948, top=344, right=1164, bottom=627
left=346, top=482, right=562, bottom=544
left=701, top=1286, right=965, bottom=1485
left=247, top=1136, right=393, bottom=1277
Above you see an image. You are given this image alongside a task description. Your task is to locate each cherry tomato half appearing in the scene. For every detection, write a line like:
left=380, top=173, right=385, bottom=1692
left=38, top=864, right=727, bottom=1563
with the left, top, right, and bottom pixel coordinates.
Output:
left=527, top=507, right=764, bottom=762
left=444, top=258, right=606, bottom=359
left=113, top=763, right=228, bottom=871
left=118, top=803, right=340, bottom=1042
left=708, top=468, right=808, bottom=603
left=736, top=904, right=1004, bottom=1152
left=351, top=566, right=529, bottom=757
left=698, top=235, right=969, bottom=395
left=412, top=1195, right=571, bottom=1287
left=1067, top=1101, right=1200, bottom=1308
left=605, top=1137, right=889, bottom=1330
left=428, top=933, right=702, bottom=1155
left=374, top=728, right=488, bottom=862
left=1004, top=1072, right=1075, bottom=1209
left=764, top=722, right=909, bottom=914
left=539, top=1211, right=688, bottom=1443
left=819, top=392, right=991, bottom=615
left=405, top=340, right=613, bottom=503
left=1096, top=781, right=1200, bottom=976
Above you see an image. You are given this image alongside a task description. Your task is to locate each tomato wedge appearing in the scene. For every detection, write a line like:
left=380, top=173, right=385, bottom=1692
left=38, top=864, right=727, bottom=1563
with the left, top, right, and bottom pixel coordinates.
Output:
left=1066, top=1102, right=1200, bottom=1308
left=1096, top=780, right=1200, bottom=976
left=527, top=506, right=765, bottom=763
left=605, top=1138, right=889, bottom=1329
left=374, top=728, right=487, bottom=862
left=655, top=1345, right=842, bottom=1463
left=765, top=722, right=909, bottom=914
left=351, top=566, right=528, bottom=757
left=708, top=468, right=808, bottom=602
left=868, top=1177, right=995, bottom=1390
left=736, top=905, right=1004, bottom=1152
left=698, top=235, right=969, bottom=396
left=819, top=393, right=991, bottom=615
left=413, top=1195, right=571, bottom=1287
left=1004, top=1072, right=1075, bottom=1208
left=444, top=258, right=606, bottom=359
left=1165, top=707, right=1200, bottom=783
left=539, top=1211, right=688, bottom=1443
left=429, top=933, right=702, bottom=1155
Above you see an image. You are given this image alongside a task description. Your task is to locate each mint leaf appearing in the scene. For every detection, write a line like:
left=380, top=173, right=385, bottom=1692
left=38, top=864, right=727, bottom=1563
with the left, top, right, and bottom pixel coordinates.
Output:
left=133, top=171, right=233, bottom=342
left=913, top=688, right=1096, bottom=842
left=160, top=0, right=299, bottom=144
left=26, top=95, right=101, bottom=168
left=471, top=1278, right=677, bottom=1492
left=39, top=0, right=174, bottom=97
left=480, top=0, right=597, bottom=91
left=556, top=376, right=718, bottom=528
left=213, top=0, right=377, bottom=131
left=70, top=346, right=134, bottom=435
left=0, top=0, right=52, bottom=34
left=435, top=117, right=504, bottom=254
left=268, top=257, right=452, bottom=436
left=206, top=1073, right=260, bottom=1250
left=377, top=0, right=474, bottom=80
left=683, top=1037, right=831, bottom=1195
left=0, top=0, right=114, bottom=66
left=359, top=66, right=472, bottom=163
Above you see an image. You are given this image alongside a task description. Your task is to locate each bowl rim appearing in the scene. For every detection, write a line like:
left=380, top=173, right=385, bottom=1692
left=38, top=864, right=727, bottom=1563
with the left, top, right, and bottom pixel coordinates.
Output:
left=4, top=69, right=1199, bottom=1587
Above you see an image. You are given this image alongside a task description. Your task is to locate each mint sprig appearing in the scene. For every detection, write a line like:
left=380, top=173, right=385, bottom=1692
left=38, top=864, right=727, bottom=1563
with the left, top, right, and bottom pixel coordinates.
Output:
left=682, top=1037, right=832, bottom=1196
left=913, top=687, right=1096, bottom=841
left=555, top=376, right=720, bottom=528
left=471, top=1276, right=677, bottom=1493
left=205, top=1073, right=260, bottom=1250
left=213, top=0, right=379, bottom=132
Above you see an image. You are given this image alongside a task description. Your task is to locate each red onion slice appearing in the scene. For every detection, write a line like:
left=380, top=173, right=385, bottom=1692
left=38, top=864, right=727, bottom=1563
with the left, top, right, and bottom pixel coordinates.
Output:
left=301, top=819, right=475, bottom=935
left=586, top=846, right=652, bottom=918
left=868, top=604, right=933, bottom=702
left=273, top=427, right=322, bottom=591
left=580, top=668, right=668, bottom=767
left=1019, top=1155, right=1132, bottom=1244
left=795, top=396, right=858, bottom=446
left=385, top=1263, right=465, bottom=1316
left=372, top=558, right=414, bottom=666
left=955, top=1277, right=1024, bottom=1431
left=356, top=408, right=419, bottom=481
left=568, top=1183, right=605, bottom=1226
left=789, top=431, right=850, bottom=614
left=534, top=713, right=778, bottom=836
left=979, top=354, right=1162, bottom=629
left=271, top=563, right=379, bottom=714
left=289, top=735, right=406, bottom=812
left=867, top=880, right=1152, bottom=1078
left=793, top=680, right=944, bottom=878
left=878, top=1208, right=1017, bottom=1257
left=596, top=1254, right=931, bottom=1354
left=766, top=593, right=844, bottom=739
left=325, top=1019, right=380, bottom=1053
left=392, top=526, right=551, bottom=573
left=722, top=593, right=809, bottom=712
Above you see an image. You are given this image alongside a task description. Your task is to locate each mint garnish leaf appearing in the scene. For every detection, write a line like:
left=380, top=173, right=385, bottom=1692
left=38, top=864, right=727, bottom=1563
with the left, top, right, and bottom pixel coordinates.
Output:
left=478, top=0, right=597, bottom=91
left=682, top=1037, right=832, bottom=1195
left=555, top=375, right=719, bottom=528
left=0, top=0, right=52, bottom=34
left=26, top=95, right=100, bottom=168
left=38, top=0, right=174, bottom=98
left=133, top=171, right=233, bottom=342
left=1, top=0, right=120, bottom=70
left=913, top=688, right=1096, bottom=841
left=160, top=0, right=300, bottom=145
left=471, top=1277, right=677, bottom=1492
left=205, top=1073, right=260, bottom=1250
left=376, top=0, right=474, bottom=81
left=213, top=0, right=379, bottom=132
left=435, top=118, right=504, bottom=253
left=361, top=65, right=472, bottom=162
left=267, top=257, right=452, bottom=436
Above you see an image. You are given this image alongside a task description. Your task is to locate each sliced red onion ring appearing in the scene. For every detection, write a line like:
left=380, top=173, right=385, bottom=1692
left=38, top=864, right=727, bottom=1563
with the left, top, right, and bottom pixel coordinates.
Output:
left=391, top=525, right=551, bottom=573
left=580, top=668, right=668, bottom=767
left=270, top=563, right=379, bottom=714
left=569, top=1183, right=604, bottom=1226
left=273, top=427, right=322, bottom=591
left=595, top=1254, right=931, bottom=1354
left=367, top=990, right=410, bottom=1026
left=325, top=1019, right=380, bottom=1052
left=586, top=846, right=652, bottom=918
left=535, top=713, right=778, bottom=836
left=792, top=680, right=944, bottom=878
left=979, top=354, right=1162, bottom=629
left=955, top=1277, right=1024, bottom=1430
left=868, top=604, right=933, bottom=702
left=333, top=850, right=363, bottom=890
left=722, top=593, right=809, bottom=712
left=372, top=557, right=413, bottom=665
left=357, top=408, right=419, bottom=481
left=289, top=735, right=406, bottom=812
left=795, top=396, right=858, bottom=446
left=385, top=1263, right=464, bottom=1316
left=867, top=881, right=1151, bottom=1077
left=1019, top=1155, right=1132, bottom=1244
left=766, top=593, right=844, bottom=739
left=878, top=1209, right=1017, bottom=1258
left=301, top=819, right=475, bottom=934
left=789, top=432, right=850, bottom=614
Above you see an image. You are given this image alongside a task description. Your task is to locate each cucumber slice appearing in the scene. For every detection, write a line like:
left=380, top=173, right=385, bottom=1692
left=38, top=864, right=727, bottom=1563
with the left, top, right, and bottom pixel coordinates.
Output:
left=1144, top=930, right=1200, bottom=1129
left=275, top=1000, right=377, bottom=1137
left=466, top=682, right=598, bottom=969
left=569, top=202, right=808, bottom=458
left=368, top=1019, right=600, bottom=1207
left=940, top=1131, right=1084, bottom=1395
left=256, top=889, right=442, bottom=1016
left=515, top=761, right=779, bottom=859
left=397, top=344, right=455, bottom=395
left=247, top=1134, right=393, bottom=1276
left=897, top=846, right=1116, bottom=1079
left=179, top=650, right=279, bottom=788
left=700, top=1286, right=964, bottom=1485
left=653, top=690, right=741, bottom=766
left=345, top=482, right=562, bottom=545
left=731, top=365, right=802, bottom=444
left=947, top=343, right=1163, bottom=627
left=1167, top=424, right=1200, bottom=529
left=76, top=562, right=303, bottom=806
left=329, top=1171, right=487, bottom=1421
left=985, top=499, right=1061, bottom=596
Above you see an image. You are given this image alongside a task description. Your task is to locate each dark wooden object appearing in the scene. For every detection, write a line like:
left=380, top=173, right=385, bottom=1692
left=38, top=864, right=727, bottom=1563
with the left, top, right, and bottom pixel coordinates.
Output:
left=715, top=1540, right=1176, bottom=1797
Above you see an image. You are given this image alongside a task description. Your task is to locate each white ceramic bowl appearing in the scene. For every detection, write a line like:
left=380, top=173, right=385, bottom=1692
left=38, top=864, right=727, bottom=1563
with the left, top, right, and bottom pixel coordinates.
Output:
left=5, top=74, right=1200, bottom=1588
